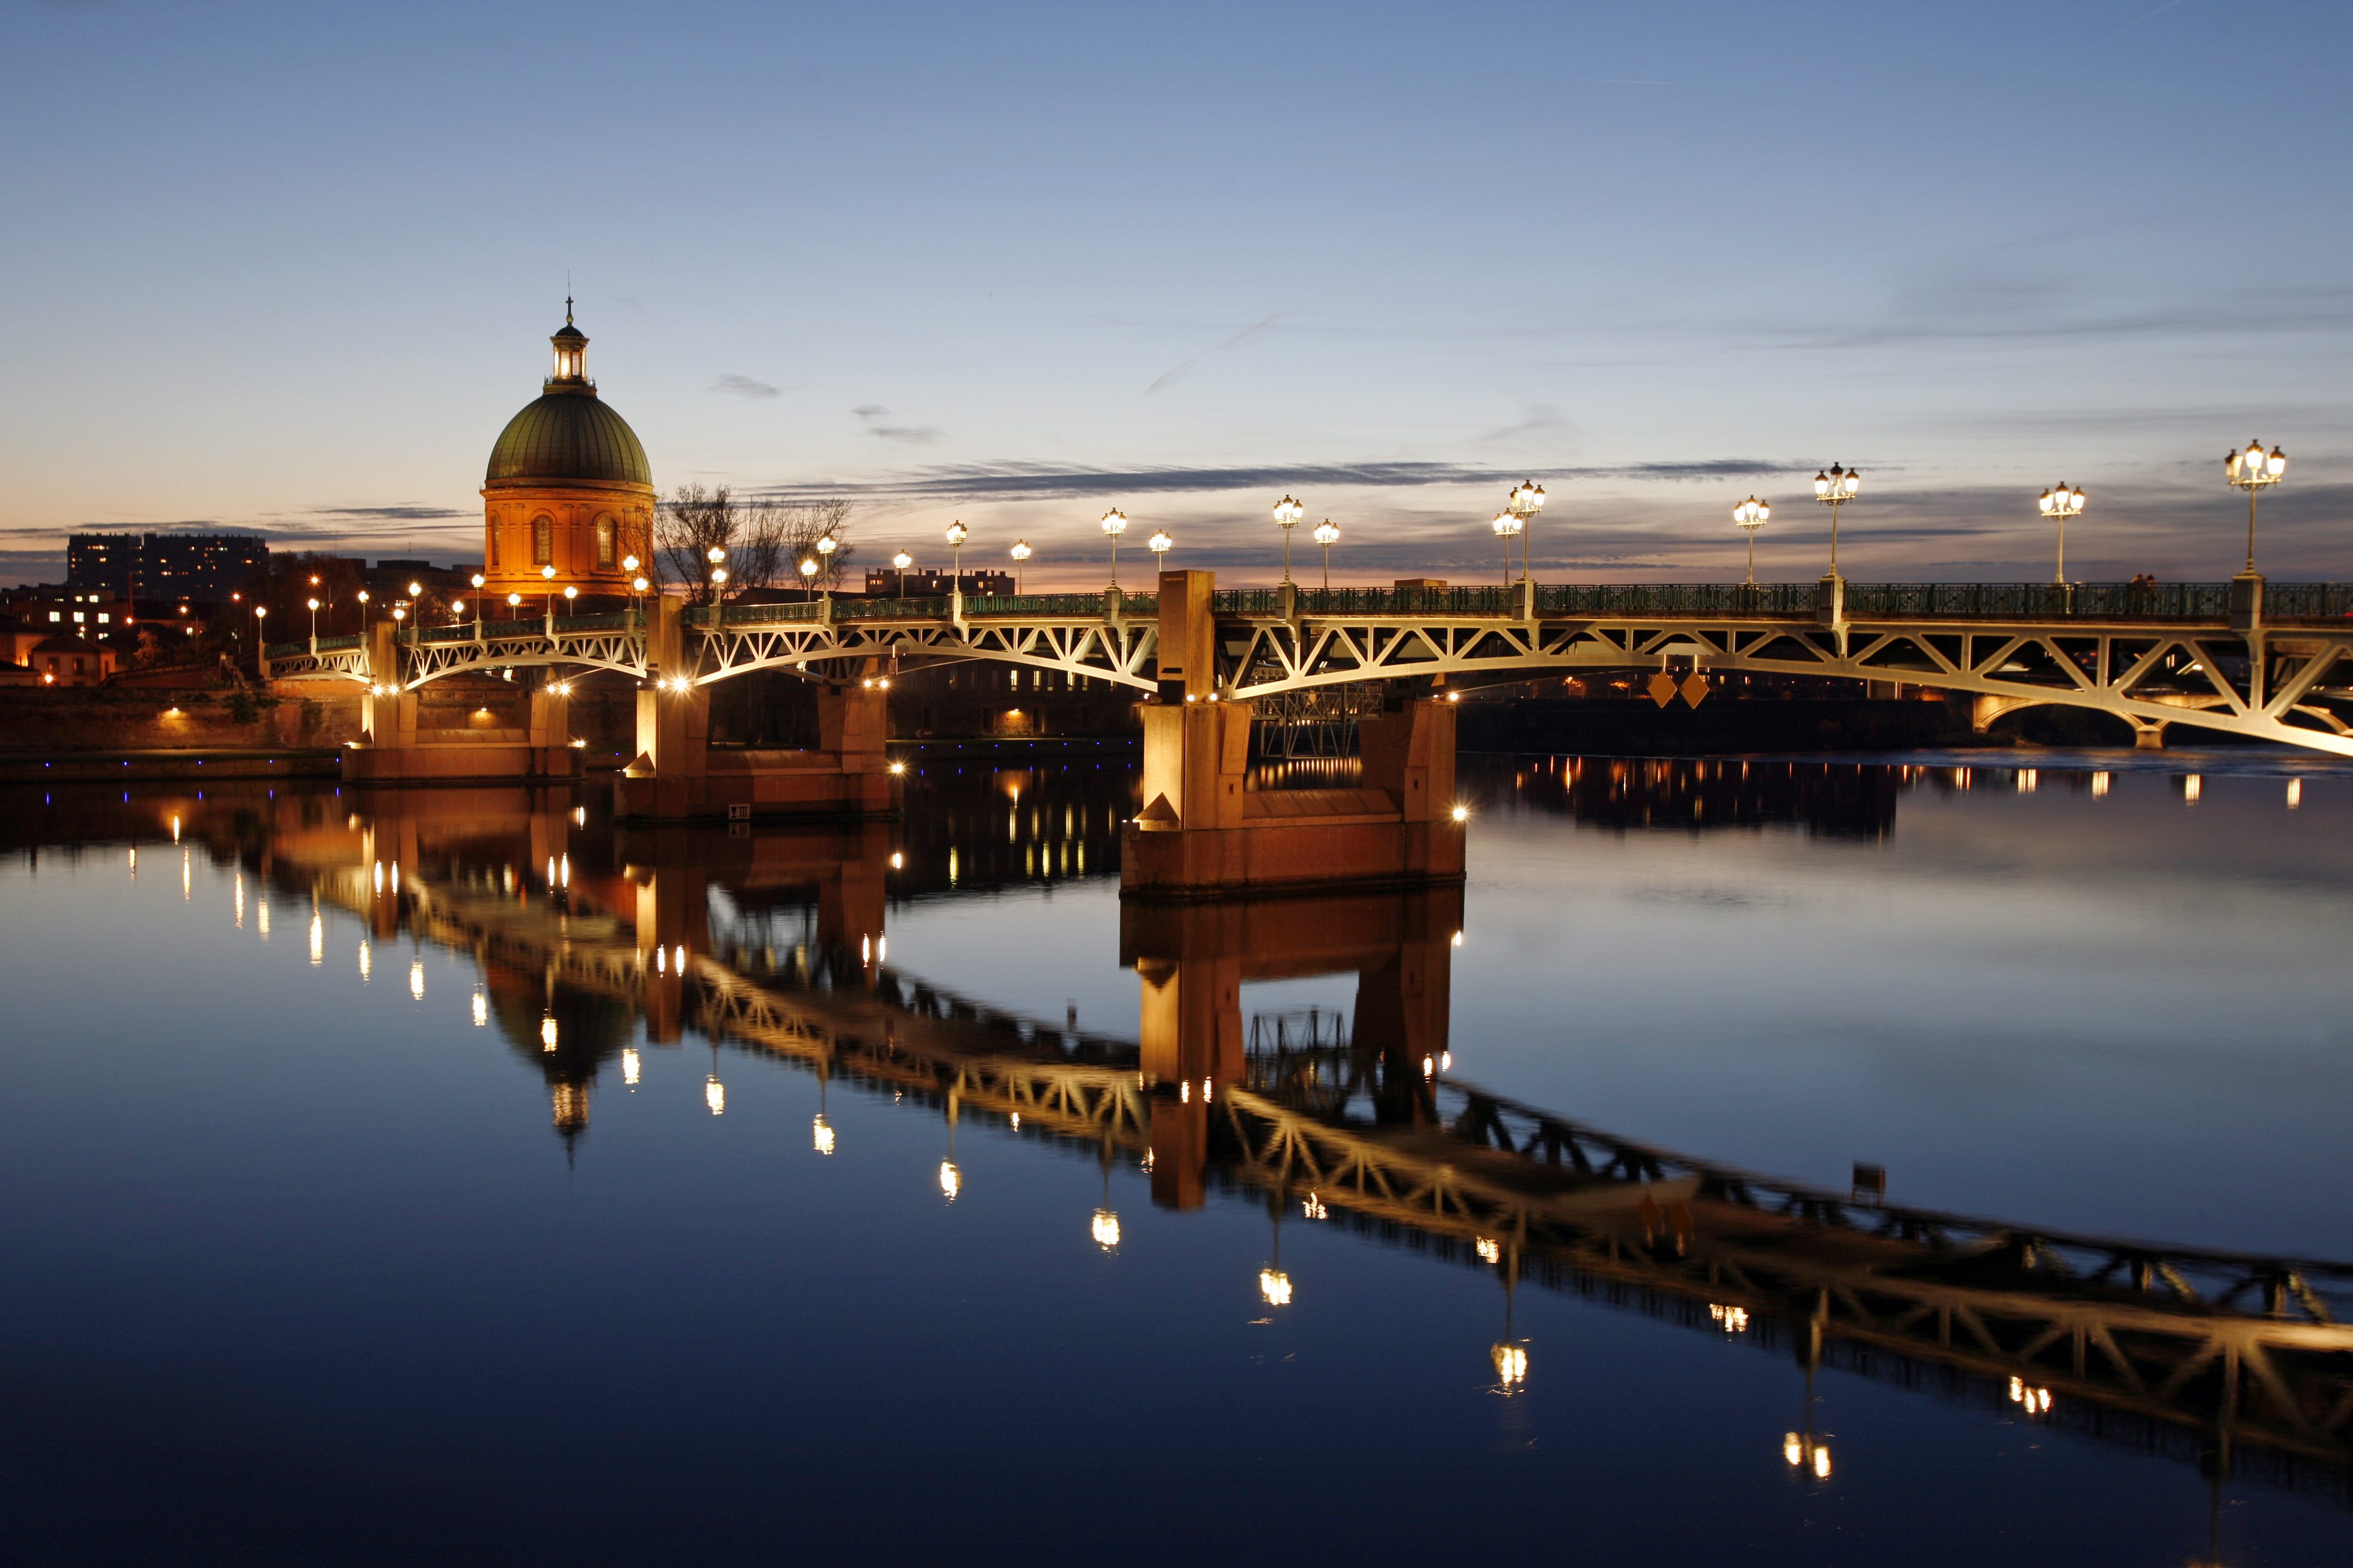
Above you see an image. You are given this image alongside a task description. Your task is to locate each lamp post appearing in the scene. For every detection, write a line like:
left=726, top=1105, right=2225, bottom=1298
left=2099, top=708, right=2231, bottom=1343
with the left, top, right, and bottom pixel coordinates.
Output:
left=306, top=597, right=320, bottom=645
left=471, top=573, right=486, bottom=639
left=540, top=563, right=558, bottom=622
left=799, top=557, right=818, bottom=601
left=1273, top=494, right=1305, bottom=584
left=356, top=588, right=369, bottom=634
left=1010, top=538, right=1032, bottom=594
left=1733, top=496, right=1771, bottom=587
left=620, top=556, right=641, bottom=628
left=562, top=586, right=578, bottom=623
left=1101, top=508, right=1128, bottom=588
left=1147, top=528, right=1173, bottom=572
left=2225, top=439, right=2287, bottom=573
left=814, top=532, right=837, bottom=592
left=252, top=604, right=267, bottom=676
left=1490, top=511, right=1521, bottom=587
left=945, top=520, right=968, bottom=594
left=1814, top=463, right=1860, bottom=578
left=1507, top=481, right=1545, bottom=583
left=706, top=544, right=726, bottom=608
left=2036, top=483, right=2085, bottom=586
left=507, top=592, right=523, bottom=622
left=1312, top=519, right=1340, bottom=590
left=892, top=550, right=913, bottom=599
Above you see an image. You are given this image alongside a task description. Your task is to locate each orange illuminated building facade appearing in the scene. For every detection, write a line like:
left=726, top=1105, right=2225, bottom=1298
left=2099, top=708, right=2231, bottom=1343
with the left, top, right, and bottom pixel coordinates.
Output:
left=479, top=304, right=655, bottom=605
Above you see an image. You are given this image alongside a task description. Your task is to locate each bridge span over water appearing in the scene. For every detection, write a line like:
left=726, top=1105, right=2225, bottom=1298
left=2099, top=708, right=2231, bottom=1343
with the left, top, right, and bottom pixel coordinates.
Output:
left=269, top=574, right=2353, bottom=758
left=237, top=789, right=2353, bottom=1508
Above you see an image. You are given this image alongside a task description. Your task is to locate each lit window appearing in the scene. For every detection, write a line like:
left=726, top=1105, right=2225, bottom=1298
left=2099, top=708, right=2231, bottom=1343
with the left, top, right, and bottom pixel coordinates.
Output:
left=596, top=515, right=616, bottom=568
left=48, top=611, right=59, bottom=622
left=96, top=613, right=109, bottom=624
left=73, top=612, right=84, bottom=622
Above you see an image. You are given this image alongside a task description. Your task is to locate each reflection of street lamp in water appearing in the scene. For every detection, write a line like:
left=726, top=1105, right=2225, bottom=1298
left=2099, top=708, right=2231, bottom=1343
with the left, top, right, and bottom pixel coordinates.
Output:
left=1258, top=1195, right=1292, bottom=1306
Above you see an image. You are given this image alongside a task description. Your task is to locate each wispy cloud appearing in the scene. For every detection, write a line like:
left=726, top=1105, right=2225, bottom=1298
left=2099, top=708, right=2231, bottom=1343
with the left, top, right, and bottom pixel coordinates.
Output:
left=713, top=373, right=780, bottom=399
left=853, top=404, right=943, bottom=445
left=757, top=456, right=1807, bottom=504
left=1145, top=309, right=1295, bottom=394
left=300, top=504, right=471, bottom=522
left=1478, top=404, right=1576, bottom=447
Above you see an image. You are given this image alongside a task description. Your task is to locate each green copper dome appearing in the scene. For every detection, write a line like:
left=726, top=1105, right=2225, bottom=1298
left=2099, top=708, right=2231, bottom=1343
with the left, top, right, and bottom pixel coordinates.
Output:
left=484, top=308, right=652, bottom=487
left=485, top=390, right=651, bottom=486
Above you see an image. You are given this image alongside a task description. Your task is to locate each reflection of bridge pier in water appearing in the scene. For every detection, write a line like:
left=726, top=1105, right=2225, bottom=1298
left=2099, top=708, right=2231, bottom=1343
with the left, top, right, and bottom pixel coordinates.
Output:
left=1120, top=886, right=1461, bottom=1210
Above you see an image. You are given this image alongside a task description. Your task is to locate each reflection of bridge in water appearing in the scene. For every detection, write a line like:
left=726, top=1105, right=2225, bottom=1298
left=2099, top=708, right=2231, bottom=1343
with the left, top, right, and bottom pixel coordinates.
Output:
left=29, top=778, right=2352, bottom=1507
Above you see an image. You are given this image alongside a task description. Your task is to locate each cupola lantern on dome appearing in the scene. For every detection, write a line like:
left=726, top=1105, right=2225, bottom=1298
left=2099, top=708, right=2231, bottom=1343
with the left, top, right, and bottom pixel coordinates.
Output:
left=548, top=297, right=590, bottom=385
left=478, top=302, right=655, bottom=604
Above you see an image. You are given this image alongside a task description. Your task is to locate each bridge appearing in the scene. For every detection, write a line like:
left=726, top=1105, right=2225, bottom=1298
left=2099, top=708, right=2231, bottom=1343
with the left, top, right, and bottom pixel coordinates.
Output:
left=219, top=785, right=2353, bottom=1507
left=264, top=570, right=2353, bottom=894
left=267, top=575, right=2353, bottom=750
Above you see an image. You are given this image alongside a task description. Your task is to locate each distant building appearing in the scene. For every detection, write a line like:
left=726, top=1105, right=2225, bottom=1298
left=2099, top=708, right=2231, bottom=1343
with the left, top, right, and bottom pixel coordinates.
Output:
left=66, top=532, right=267, bottom=604
left=862, top=567, right=1016, bottom=598
left=27, top=635, right=116, bottom=686
left=0, top=587, right=138, bottom=647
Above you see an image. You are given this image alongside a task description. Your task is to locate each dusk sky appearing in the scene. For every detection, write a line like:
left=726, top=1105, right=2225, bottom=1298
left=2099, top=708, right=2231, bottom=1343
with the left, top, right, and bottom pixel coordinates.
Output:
left=4, top=0, right=2348, bottom=588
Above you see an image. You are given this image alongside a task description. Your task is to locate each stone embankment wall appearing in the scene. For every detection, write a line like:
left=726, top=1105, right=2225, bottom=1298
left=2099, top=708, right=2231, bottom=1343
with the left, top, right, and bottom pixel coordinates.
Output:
left=0, top=686, right=363, bottom=753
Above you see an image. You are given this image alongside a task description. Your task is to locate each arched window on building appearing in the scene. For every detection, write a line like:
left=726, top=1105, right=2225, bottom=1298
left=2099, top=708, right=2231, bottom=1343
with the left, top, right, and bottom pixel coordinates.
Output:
left=532, top=515, right=554, bottom=566
left=596, top=515, right=616, bottom=569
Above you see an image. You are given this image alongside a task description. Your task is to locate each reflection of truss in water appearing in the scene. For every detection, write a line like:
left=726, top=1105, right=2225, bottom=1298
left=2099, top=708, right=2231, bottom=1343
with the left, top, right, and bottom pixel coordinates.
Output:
left=1248, top=682, right=1380, bottom=759
left=306, top=860, right=2353, bottom=1506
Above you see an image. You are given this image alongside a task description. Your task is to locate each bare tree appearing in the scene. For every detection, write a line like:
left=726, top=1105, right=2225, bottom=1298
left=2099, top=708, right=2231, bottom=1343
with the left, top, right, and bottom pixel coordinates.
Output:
left=657, top=485, right=857, bottom=603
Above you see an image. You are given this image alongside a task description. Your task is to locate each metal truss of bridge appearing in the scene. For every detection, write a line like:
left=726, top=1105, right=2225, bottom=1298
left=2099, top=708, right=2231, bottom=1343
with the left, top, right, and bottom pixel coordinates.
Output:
left=269, top=575, right=2353, bottom=757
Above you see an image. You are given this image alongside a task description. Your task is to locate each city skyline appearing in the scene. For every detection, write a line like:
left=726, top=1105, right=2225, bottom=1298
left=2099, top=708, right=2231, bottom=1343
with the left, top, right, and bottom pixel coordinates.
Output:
left=4, top=0, right=2347, bottom=587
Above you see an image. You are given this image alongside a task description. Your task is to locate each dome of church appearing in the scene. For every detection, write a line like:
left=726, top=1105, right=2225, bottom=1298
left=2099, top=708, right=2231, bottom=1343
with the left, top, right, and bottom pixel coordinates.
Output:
left=486, top=391, right=651, bottom=486
left=483, top=307, right=652, bottom=487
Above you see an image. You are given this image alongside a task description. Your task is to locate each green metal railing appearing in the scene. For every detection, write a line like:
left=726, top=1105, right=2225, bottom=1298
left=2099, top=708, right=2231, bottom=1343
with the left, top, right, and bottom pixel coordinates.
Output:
left=1209, top=581, right=2353, bottom=623
left=710, top=601, right=820, bottom=627
left=964, top=592, right=1155, bottom=617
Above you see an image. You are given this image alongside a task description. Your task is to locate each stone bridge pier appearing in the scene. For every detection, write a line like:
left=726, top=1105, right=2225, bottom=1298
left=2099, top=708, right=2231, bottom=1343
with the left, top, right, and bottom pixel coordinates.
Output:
left=616, top=597, right=895, bottom=823
left=1121, top=569, right=1466, bottom=899
left=1120, top=885, right=1460, bottom=1209
left=344, top=618, right=582, bottom=785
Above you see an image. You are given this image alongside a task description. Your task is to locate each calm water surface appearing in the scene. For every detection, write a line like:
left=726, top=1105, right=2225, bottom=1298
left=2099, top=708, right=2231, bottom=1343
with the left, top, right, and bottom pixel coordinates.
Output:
left=3, top=749, right=2350, bottom=1566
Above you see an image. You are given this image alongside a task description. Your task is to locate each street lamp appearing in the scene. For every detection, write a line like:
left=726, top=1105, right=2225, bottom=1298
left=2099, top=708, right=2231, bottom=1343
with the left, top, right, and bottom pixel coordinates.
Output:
left=1312, top=519, right=1340, bottom=590
left=1010, top=538, right=1032, bottom=594
left=507, top=592, right=523, bottom=621
left=891, top=550, right=913, bottom=599
left=1273, top=494, right=1305, bottom=584
left=562, top=586, right=578, bottom=622
left=306, top=597, right=320, bottom=642
left=1490, top=511, right=1521, bottom=587
left=356, top=589, right=369, bottom=634
left=1814, top=463, right=1861, bottom=578
left=799, top=557, right=818, bottom=600
left=1147, top=528, right=1173, bottom=570
left=2225, top=439, right=2287, bottom=573
left=1732, top=496, right=1771, bottom=587
left=1507, top=481, right=1545, bottom=583
left=945, top=519, right=968, bottom=592
left=1101, top=508, right=1128, bottom=588
left=2036, top=483, right=2085, bottom=586
left=814, top=532, right=837, bottom=592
